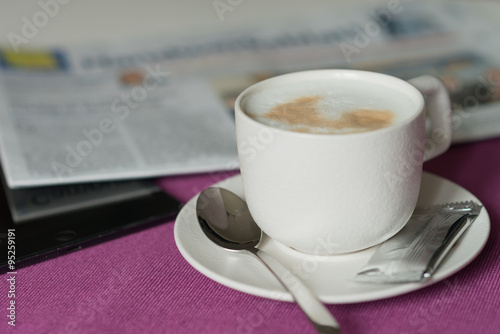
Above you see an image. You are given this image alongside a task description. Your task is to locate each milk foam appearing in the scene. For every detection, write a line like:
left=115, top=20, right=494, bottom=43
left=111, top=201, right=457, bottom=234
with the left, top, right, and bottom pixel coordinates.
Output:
left=243, top=79, right=417, bottom=134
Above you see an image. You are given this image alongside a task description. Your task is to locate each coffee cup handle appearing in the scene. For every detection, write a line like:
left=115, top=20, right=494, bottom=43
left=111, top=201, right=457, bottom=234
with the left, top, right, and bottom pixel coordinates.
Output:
left=408, top=76, right=452, bottom=161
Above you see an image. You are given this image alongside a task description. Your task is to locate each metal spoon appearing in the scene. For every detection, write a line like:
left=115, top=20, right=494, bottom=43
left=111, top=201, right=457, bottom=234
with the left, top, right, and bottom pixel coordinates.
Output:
left=196, top=187, right=341, bottom=334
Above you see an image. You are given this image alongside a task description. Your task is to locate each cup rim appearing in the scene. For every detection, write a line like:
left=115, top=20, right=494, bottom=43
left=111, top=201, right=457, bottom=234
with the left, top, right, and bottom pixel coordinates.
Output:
left=235, top=69, right=426, bottom=138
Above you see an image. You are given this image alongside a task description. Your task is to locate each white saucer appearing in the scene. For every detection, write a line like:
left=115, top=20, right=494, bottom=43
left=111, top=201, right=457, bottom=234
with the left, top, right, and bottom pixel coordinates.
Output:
left=174, top=172, right=490, bottom=304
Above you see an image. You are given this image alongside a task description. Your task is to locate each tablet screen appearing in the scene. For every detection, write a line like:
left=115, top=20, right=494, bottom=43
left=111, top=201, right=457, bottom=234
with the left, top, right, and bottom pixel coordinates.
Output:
left=0, top=170, right=180, bottom=273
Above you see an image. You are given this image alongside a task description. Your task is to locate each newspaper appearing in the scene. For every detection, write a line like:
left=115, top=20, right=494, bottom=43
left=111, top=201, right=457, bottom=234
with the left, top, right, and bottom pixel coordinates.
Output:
left=0, top=1, right=498, bottom=188
left=0, top=67, right=239, bottom=188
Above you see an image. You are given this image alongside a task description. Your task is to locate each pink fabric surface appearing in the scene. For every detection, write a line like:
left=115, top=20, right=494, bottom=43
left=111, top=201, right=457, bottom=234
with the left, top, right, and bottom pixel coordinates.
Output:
left=2, top=137, right=499, bottom=334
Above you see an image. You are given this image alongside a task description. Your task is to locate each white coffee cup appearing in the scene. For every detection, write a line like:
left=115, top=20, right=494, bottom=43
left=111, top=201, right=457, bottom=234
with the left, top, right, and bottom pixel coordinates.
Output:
left=235, top=70, right=452, bottom=254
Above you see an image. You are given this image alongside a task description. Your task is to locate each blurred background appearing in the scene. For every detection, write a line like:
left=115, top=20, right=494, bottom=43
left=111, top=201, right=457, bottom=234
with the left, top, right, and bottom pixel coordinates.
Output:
left=1, top=0, right=500, bottom=187
left=1, top=0, right=498, bottom=46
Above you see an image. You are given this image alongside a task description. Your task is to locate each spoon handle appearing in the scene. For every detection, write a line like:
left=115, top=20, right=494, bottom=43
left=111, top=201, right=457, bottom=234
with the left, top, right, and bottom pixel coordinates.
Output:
left=250, top=249, right=341, bottom=334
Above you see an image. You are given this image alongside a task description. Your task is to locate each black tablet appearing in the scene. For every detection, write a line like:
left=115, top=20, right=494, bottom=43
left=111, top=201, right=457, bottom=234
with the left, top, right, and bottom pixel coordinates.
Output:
left=0, top=171, right=181, bottom=273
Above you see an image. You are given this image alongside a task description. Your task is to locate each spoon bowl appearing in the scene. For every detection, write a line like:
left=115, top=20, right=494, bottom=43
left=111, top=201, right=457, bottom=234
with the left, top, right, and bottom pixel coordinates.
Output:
left=197, top=187, right=260, bottom=250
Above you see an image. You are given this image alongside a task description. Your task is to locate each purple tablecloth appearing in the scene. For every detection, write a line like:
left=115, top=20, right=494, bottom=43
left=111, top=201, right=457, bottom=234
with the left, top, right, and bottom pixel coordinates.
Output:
left=3, top=137, right=499, bottom=334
